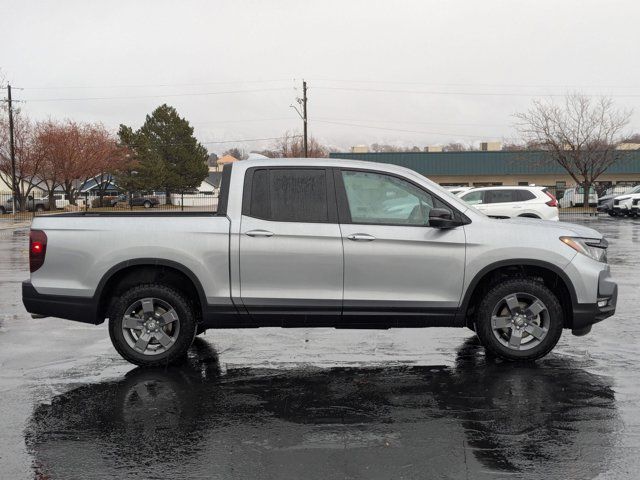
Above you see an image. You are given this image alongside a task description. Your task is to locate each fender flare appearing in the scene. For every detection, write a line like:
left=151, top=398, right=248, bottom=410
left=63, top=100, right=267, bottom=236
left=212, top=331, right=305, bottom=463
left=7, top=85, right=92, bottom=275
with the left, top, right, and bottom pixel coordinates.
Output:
left=456, top=259, right=578, bottom=325
left=94, top=258, right=208, bottom=316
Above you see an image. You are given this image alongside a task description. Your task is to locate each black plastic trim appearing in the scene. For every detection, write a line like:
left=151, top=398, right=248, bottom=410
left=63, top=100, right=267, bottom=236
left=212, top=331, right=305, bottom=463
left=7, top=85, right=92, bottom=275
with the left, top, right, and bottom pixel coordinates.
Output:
left=23, top=282, right=98, bottom=324
left=94, top=258, right=226, bottom=321
left=457, top=259, right=580, bottom=327
left=216, top=163, right=232, bottom=217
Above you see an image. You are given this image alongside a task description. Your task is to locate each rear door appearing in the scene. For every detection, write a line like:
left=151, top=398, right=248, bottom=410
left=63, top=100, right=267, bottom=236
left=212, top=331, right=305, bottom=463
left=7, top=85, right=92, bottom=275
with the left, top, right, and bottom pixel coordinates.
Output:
left=484, top=189, right=520, bottom=217
left=239, top=167, right=343, bottom=325
left=336, top=168, right=466, bottom=326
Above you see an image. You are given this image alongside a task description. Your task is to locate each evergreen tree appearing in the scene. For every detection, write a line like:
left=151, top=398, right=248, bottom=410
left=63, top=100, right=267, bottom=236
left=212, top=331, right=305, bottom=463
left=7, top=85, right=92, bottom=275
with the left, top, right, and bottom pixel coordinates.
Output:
left=118, top=105, right=208, bottom=203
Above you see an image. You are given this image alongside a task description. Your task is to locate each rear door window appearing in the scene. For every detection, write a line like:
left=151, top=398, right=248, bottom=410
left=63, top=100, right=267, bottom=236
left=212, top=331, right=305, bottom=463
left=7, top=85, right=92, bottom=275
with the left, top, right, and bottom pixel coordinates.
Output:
left=485, top=190, right=519, bottom=204
left=247, top=168, right=331, bottom=223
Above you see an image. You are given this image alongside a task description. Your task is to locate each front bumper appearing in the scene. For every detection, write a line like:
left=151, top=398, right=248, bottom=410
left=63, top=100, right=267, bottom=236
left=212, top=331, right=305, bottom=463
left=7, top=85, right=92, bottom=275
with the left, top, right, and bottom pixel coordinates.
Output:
left=596, top=200, right=614, bottom=212
left=571, top=269, right=617, bottom=334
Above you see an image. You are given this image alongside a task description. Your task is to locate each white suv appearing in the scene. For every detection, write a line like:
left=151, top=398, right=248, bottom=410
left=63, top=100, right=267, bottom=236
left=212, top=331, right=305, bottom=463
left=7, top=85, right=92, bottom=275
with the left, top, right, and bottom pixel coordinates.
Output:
left=613, top=193, right=640, bottom=217
left=458, top=186, right=559, bottom=221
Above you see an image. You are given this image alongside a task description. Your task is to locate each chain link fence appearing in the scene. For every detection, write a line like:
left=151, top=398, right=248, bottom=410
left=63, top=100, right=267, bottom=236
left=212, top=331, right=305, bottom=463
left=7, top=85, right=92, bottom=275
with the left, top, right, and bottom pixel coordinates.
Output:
left=1, top=191, right=220, bottom=222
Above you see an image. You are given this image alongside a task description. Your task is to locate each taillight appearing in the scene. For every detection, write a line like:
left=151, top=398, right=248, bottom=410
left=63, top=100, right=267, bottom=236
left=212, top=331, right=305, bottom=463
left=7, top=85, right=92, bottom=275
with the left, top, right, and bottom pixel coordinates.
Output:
left=544, top=190, right=558, bottom=207
left=29, top=230, right=47, bottom=272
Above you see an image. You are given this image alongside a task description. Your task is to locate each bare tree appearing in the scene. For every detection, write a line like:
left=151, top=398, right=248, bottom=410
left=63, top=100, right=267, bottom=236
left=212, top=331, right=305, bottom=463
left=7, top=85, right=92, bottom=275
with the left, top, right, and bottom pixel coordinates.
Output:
left=275, top=131, right=327, bottom=158
left=442, top=142, right=466, bottom=152
left=515, top=93, right=631, bottom=206
left=35, top=120, right=124, bottom=207
left=0, top=109, right=43, bottom=210
left=222, top=148, right=247, bottom=160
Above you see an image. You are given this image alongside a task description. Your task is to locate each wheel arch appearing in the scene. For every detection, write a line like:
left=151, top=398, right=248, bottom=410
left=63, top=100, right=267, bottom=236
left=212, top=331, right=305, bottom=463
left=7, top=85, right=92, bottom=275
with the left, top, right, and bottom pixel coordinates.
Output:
left=459, top=259, right=577, bottom=329
left=95, top=259, right=208, bottom=324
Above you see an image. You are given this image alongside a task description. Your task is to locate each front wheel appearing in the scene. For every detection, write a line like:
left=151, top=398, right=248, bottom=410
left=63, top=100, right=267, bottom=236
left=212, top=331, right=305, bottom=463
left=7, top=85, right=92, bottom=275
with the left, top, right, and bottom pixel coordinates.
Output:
left=475, top=278, right=563, bottom=361
left=108, top=284, right=197, bottom=366
left=143, top=200, right=152, bottom=208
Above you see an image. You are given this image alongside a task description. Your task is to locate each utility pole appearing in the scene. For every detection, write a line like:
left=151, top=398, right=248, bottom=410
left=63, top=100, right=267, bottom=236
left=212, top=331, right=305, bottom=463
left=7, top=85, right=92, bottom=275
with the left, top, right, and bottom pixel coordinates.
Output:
left=291, top=80, right=309, bottom=158
left=302, top=80, right=308, bottom=158
left=7, top=85, right=17, bottom=215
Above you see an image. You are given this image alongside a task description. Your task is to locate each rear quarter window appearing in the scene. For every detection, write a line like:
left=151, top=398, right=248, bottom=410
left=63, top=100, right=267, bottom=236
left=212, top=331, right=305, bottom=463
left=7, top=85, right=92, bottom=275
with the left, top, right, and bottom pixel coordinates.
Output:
left=517, top=190, right=537, bottom=201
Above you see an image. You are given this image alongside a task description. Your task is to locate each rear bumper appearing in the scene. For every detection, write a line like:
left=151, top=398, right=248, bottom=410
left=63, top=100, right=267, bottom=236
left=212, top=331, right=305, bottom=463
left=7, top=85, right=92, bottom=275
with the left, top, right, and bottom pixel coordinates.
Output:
left=571, top=270, right=617, bottom=332
left=22, top=281, right=100, bottom=324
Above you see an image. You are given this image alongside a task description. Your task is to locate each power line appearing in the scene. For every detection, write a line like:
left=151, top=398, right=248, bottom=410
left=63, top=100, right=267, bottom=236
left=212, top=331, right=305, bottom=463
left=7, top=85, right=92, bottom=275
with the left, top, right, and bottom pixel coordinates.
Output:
left=311, top=77, right=640, bottom=90
left=18, top=87, right=292, bottom=102
left=202, top=135, right=300, bottom=145
left=122, top=135, right=302, bottom=148
left=192, top=116, right=297, bottom=126
left=16, top=79, right=293, bottom=90
left=313, top=86, right=640, bottom=98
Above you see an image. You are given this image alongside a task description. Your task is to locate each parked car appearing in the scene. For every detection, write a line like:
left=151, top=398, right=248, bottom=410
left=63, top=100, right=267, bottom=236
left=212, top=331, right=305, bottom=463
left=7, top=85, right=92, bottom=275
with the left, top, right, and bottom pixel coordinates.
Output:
left=91, top=195, right=119, bottom=208
left=597, top=185, right=640, bottom=216
left=110, top=194, right=159, bottom=208
left=457, top=186, right=559, bottom=221
left=445, top=186, right=472, bottom=196
left=23, top=158, right=616, bottom=366
left=558, top=186, right=598, bottom=208
left=612, top=193, right=640, bottom=217
left=1, top=195, right=50, bottom=213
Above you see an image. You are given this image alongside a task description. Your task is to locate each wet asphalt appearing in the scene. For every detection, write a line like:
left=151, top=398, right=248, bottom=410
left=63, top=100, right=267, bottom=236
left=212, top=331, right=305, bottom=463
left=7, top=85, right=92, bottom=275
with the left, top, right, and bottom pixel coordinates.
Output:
left=0, top=216, right=639, bottom=479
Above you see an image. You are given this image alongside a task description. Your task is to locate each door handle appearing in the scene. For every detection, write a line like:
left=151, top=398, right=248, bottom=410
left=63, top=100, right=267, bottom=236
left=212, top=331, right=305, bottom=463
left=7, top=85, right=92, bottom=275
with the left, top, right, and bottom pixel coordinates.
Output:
left=245, top=229, right=274, bottom=238
left=347, top=233, right=376, bottom=241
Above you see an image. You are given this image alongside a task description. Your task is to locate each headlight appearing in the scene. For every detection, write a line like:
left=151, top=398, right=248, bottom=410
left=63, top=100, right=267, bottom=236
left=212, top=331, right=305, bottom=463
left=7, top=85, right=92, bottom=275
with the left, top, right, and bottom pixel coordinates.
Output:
left=560, top=236, right=608, bottom=263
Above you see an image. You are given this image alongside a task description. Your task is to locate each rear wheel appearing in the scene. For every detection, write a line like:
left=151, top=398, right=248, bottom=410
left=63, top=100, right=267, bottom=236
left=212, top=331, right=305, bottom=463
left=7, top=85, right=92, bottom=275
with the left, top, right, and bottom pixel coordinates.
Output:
left=143, top=200, right=152, bottom=208
left=475, top=278, right=563, bottom=361
left=0, top=206, right=5, bottom=214
left=108, top=284, right=197, bottom=366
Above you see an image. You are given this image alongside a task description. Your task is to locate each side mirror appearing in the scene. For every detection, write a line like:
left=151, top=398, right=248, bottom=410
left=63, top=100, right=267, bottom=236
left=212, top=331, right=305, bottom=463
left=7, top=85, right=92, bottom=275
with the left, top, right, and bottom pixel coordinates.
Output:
left=429, top=208, right=460, bottom=229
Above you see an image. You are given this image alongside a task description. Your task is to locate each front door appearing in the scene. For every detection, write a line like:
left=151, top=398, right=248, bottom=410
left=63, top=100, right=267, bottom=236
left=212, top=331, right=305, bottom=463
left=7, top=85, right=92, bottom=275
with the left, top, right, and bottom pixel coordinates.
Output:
left=239, top=167, right=343, bottom=325
left=336, top=169, right=466, bottom=326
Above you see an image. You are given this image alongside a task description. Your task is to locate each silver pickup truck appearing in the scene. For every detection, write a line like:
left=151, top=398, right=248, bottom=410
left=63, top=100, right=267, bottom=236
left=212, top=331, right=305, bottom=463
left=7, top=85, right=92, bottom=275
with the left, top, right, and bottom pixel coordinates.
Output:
left=23, top=158, right=617, bottom=366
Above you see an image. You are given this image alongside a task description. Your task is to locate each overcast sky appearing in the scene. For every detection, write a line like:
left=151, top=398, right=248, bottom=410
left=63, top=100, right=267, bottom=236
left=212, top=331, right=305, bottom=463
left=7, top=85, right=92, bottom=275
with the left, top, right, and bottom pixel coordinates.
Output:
left=2, top=0, right=640, bottom=154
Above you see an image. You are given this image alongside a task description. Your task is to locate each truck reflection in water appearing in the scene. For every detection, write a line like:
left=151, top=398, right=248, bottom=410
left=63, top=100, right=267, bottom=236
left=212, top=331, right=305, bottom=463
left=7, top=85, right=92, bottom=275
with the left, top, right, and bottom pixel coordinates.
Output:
left=26, top=338, right=618, bottom=479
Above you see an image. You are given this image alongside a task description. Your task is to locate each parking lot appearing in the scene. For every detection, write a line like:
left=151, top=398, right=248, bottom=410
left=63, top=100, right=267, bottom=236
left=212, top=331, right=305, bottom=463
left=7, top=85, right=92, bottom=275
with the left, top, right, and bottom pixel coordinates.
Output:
left=1, top=216, right=639, bottom=479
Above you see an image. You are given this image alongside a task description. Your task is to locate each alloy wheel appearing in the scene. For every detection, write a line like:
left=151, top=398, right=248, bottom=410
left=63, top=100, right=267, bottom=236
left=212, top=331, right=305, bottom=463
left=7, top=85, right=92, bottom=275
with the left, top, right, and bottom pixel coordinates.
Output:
left=490, top=292, right=549, bottom=351
left=121, top=297, right=181, bottom=355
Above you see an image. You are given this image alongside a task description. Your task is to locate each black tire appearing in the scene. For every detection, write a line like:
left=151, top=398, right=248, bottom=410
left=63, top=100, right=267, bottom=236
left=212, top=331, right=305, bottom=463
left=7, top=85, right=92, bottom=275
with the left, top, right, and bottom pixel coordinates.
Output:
left=608, top=211, right=617, bottom=217
left=143, top=200, right=152, bottom=208
left=108, top=284, right=197, bottom=367
left=0, top=206, right=5, bottom=214
left=475, top=278, right=563, bottom=361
